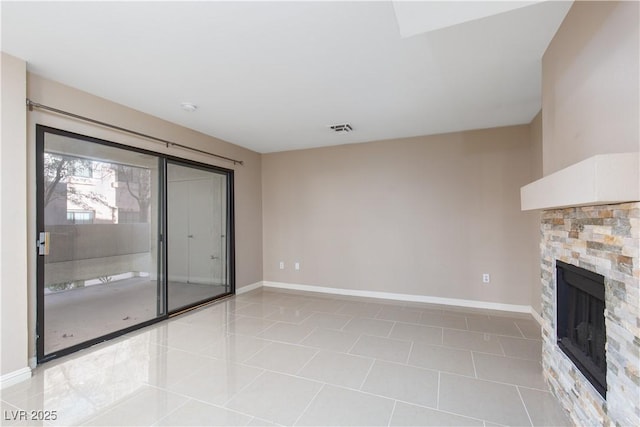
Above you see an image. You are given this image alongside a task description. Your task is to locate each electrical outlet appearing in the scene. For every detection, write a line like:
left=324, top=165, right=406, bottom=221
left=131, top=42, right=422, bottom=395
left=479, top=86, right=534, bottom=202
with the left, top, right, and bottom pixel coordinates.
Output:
left=482, top=273, right=490, bottom=283
left=279, top=261, right=284, bottom=270
left=295, top=262, right=300, bottom=271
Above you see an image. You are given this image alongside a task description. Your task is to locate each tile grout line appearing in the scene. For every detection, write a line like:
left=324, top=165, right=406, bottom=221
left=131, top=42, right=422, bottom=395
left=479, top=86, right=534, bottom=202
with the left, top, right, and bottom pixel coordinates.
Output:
left=169, top=392, right=263, bottom=424
left=513, top=321, right=526, bottom=339
left=404, top=341, right=414, bottom=365
left=496, top=335, right=507, bottom=357
left=358, top=358, right=377, bottom=390
left=516, top=385, right=535, bottom=427
left=499, top=335, right=506, bottom=356
left=436, top=371, right=441, bottom=409
left=294, top=348, right=321, bottom=376
left=417, top=369, right=552, bottom=393
left=221, top=369, right=268, bottom=408
left=255, top=319, right=279, bottom=337
left=387, top=321, right=397, bottom=338
left=85, top=384, right=180, bottom=427
left=297, top=325, right=319, bottom=345
left=243, top=341, right=275, bottom=365
left=386, top=322, right=398, bottom=338
left=151, top=397, right=193, bottom=426
left=292, top=383, right=325, bottom=426
left=339, top=317, right=353, bottom=332
left=345, top=334, right=363, bottom=355
left=373, top=393, right=491, bottom=427
left=236, top=337, right=273, bottom=364
left=326, top=379, right=425, bottom=406
left=470, top=352, right=478, bottom=378
left=248, top=364, right=405, bottom=404
left=387, top=400, right=398, bottom=427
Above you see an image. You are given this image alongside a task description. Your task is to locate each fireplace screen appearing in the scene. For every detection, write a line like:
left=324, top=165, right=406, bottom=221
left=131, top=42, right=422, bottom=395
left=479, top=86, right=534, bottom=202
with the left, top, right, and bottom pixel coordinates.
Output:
left=556, top=260, right=607, bottom=398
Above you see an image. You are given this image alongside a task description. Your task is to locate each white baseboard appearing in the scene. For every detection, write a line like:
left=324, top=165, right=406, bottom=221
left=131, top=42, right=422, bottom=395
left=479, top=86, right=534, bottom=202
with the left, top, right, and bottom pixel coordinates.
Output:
left=263, top=281, right=532, bottom=314
left=1, top=367, right=31, bottom=389
left=236, top=281, right=263, bottom=294
left=530, top=308, right=544, bottom=326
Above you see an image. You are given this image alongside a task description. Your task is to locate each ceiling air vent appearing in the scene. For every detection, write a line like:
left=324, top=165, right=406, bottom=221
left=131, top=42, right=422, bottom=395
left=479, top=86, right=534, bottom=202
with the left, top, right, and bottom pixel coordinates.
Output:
left=329, top=123, right=353, bottom=133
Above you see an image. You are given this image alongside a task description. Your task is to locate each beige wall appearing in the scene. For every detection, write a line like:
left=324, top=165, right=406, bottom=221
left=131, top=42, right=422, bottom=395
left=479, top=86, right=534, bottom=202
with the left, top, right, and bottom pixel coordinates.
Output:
left=1, top=53, right=29, bottom=379
left=542, top=0, right=640, bottom=175
left=528, top=111, right=543, bottom=315
left=263, top=125, right=539, bottom=306
left=24, top=74, right=263, bottom=361
left=529, top=111, right=543, bottom=180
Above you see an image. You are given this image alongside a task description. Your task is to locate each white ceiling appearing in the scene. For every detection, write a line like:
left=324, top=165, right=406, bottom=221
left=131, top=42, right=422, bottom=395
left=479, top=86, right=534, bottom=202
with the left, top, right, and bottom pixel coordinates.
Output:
left=1, top=1, right=572, bottom=153
left=392, top=0, right=545, bottom=37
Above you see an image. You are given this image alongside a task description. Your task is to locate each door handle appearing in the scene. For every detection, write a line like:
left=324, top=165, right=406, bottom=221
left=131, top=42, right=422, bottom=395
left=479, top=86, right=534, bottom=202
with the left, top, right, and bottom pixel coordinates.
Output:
left=210, top=255, right=219, bottom=260
left=188, top=234, right=194, bottom=238
left=37, top=232, right=50, bottom=256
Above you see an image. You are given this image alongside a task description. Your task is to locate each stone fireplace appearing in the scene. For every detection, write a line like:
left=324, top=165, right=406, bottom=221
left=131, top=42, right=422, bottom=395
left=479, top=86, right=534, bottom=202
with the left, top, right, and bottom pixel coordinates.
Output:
left=540, top=203, right=639, bottom=426
left=521, top=153, right=640, bottom=426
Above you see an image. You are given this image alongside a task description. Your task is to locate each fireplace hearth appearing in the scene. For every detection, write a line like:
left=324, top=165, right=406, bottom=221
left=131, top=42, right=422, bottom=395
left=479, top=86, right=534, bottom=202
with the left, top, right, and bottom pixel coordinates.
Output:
left=556, top=260, right=606, bottom=397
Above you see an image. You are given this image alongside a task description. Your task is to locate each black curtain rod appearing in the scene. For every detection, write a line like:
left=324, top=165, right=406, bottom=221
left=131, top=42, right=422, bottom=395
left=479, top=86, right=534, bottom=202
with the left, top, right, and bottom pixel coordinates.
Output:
left=26, top=99, right=243, bottom=166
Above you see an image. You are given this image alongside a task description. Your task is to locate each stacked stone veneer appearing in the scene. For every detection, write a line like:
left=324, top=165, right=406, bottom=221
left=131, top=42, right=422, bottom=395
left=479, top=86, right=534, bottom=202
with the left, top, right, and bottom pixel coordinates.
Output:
left=540, top=202, right=639, bottom=427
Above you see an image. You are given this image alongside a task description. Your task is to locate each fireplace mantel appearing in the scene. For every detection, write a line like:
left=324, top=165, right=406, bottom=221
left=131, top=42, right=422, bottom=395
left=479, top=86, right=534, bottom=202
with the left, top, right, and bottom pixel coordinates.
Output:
left=520, top=152, right=640, bottom=211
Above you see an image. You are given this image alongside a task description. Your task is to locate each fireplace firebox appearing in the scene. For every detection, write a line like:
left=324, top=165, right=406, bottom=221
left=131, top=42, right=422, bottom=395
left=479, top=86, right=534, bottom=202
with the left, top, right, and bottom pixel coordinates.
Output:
left=556, top=260, right=607, bottom=398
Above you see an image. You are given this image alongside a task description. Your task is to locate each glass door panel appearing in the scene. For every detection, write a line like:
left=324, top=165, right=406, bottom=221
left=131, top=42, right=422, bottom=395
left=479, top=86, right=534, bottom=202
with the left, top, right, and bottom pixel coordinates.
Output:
left=167, top=162, right=230, bottom=312
left=38, top=128, right=164, bottom=359
left=36, top=126, right=234, bottom=362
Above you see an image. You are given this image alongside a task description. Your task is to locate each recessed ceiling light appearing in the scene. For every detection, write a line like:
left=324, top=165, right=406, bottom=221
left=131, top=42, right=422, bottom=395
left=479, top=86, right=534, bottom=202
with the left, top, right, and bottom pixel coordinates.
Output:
left=180, top=102, right=198, bottom=112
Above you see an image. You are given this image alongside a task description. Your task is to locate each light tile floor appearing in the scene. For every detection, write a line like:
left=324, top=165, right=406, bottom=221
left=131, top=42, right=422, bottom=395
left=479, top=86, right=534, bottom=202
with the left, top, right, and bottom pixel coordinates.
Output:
left=1, top=288, right=571, bottom=426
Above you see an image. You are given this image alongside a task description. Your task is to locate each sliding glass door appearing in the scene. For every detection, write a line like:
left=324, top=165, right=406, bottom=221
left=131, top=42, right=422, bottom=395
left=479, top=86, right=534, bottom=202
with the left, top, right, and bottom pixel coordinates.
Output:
left=36, top=126, right=233, bottom=361
left=166, top=162, right=230, bottom=312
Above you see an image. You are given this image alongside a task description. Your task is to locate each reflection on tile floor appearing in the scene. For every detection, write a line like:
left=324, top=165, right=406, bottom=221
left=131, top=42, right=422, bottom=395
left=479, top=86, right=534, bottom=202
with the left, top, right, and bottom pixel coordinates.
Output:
left=1, top=288, right=571, bottom=426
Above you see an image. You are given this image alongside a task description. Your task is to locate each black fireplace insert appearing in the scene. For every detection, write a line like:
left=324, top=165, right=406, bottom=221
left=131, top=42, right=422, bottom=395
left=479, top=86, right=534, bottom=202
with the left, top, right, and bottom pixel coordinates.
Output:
left=556, top=260, right=607, bottom=398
